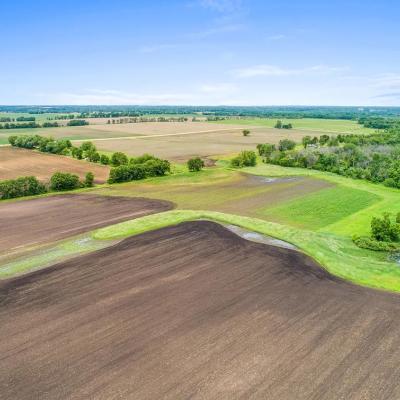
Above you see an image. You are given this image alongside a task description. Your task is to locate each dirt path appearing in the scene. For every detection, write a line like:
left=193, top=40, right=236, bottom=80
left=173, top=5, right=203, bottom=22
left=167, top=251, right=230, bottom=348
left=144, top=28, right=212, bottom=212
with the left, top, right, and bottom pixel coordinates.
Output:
left=0, top=194, right=172, bottom=253
left=72, top=127, right=249, bottom=142
left=1, top=221, right=400, bottom=399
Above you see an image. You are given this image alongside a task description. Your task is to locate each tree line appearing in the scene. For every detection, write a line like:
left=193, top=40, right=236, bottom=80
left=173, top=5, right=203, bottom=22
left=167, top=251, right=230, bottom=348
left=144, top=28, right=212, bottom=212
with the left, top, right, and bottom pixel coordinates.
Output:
left=0, top=172, right=94, bottom=200
left=0, top=120, right=88, bottom=130
left=257, top=129, right=400, bottom=188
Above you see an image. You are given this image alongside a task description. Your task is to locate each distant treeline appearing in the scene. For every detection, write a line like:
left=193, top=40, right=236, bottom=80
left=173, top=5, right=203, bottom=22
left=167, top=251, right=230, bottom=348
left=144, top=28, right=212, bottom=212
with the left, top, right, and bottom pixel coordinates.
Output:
left=358, top=117, right=400, bottom=130
left=3, top=105, right=400, bottom=120
left=0, top=119, right=88, bottom=130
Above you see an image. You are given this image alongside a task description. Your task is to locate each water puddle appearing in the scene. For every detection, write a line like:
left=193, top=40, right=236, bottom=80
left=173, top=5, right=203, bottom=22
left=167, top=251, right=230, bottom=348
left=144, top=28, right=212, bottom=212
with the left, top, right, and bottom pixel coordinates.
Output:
left=222, top=224, right=298, bottom=251
left=252, top=176, right=299, bottom=184
left=388, top=252, right=400, bottom=265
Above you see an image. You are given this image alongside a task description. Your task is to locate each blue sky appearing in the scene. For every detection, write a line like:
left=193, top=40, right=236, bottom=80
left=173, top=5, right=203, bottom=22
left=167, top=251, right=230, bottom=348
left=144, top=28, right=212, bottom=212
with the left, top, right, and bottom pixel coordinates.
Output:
left=2, top=0, right=400, bottom=106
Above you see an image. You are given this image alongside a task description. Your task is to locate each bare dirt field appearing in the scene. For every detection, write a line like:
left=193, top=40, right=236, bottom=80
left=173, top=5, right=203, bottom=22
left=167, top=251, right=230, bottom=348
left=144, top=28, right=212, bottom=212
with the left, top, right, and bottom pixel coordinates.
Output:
left=0, top=147, right=110, bottom=183
left=0, top=194, right=172, bottom=253
left=2, top=221, right=400, bottom=400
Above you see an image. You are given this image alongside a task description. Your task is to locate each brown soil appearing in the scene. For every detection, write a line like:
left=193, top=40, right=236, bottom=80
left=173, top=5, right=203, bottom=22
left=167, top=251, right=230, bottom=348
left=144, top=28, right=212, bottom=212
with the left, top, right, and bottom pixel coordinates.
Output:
left=75, top=124, right=327, bottom=162
left=0, top=147, right=110, bottom=183
left=0, top=194, right=172, bottom=254
left=1, top=221, right=400, bottom=399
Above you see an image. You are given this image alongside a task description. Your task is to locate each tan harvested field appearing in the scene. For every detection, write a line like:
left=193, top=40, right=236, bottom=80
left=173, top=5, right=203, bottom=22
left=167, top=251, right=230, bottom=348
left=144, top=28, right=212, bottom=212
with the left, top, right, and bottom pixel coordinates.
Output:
left=0, top=121, right=330, bottom=161
left=0, top=122, right=247, bottom=141
left=0, top=147, right=110, bottom=183
left=0, top=194, right=172, bottom=254
left=85, top=125, right=319, bottom=161
left=2, top=221, right=400, bottom=399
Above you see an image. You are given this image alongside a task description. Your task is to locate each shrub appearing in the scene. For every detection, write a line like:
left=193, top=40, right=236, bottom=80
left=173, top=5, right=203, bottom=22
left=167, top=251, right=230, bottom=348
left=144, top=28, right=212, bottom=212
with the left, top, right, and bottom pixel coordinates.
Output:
left=108, top=166, right=131, bottom=183
left=278, top=139, right=296, bottom=151
left=0, top=176, right=47, bottom=200
left=71, top=147, right=83, bottom=159
left=143, top=159, right=171, bottom=176
left=130, top=154, right=156, bottom=165
left=111, top=152, right=129, bottom=166
left=80, top=141, right=96, bottom=152
left=230, top=150, right=257, bottom=168
left=371, top=213, right=400, bottom=242
left=353, top=235, right=400, bottom=252
left=84, top=172, right=94, bottom=187
left=187, top=157, right=205, bottom=172
left=108, top=155, right=170, bottom=183
left=50, top=172, right=81, bottom=191
left=67, top=119, right=89, bottom=126
left=87, top=150, right=100, bottom=163
left=257, top=143, right=276, bottom=158
left=100, top=154, right=110, bottom=165
left=242, top=129, right=250, bottom=137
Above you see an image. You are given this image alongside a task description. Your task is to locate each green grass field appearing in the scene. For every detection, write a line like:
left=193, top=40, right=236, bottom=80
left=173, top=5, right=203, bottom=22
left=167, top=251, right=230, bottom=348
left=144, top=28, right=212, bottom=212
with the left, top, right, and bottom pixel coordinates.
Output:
left=211, top=117, right=377, bottom=135
left=261, top=186, right=380, bottom=230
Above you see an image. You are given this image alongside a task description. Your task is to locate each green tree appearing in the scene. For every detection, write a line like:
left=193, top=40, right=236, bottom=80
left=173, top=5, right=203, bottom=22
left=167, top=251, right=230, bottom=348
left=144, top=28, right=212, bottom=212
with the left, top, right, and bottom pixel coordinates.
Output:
left=371, top=213, right=400, bottom=242
left=302, top=136, right=312, bottom=149
left=100, top=154, right=110, bottom=165
left=111, top=152, right=129, bottom=166
left=50, top=172, right=81, bottom=191
left=278, top=139, right=296, bottom=151
left=84, top=172, right=94, bottom=187
left=187, top=157, right=205, bottom=172
left=242, top=129, right=250, bottom=137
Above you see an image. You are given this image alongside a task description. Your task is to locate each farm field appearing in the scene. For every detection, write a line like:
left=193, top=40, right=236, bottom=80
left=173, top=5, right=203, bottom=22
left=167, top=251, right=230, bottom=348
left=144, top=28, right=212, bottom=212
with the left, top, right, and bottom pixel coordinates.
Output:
left=93, top=168, right=334, bottom=216
left=211, top=117, right=377, bottom=134
left=0, top=146, right=110, bottom=183
left=241, top=162, right=400, bottom=237
left=0, top=118, right=376, bottom=160
left=0, top=121, right=243, bottom=142
left=82, top=125, right=325, bottom=161
left=2, top=221, right=400, bottom=400
left=0, top=194, right=171, bottom=259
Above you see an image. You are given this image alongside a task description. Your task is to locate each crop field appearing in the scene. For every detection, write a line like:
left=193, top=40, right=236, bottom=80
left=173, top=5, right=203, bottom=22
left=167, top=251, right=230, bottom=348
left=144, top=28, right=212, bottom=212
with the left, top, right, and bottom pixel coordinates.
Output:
left=212, top=117, right=377, bottom=134
left=93, top=169, right=334, bottom=216
left=0, top=119, right=371, bottom=161
left=2, top=221, right=400, bottom=400
left=0, top=146, right=110, bottom=183
left=0, top=194, right=171, bottom=257
left=82, top=126, right=322, bottom=161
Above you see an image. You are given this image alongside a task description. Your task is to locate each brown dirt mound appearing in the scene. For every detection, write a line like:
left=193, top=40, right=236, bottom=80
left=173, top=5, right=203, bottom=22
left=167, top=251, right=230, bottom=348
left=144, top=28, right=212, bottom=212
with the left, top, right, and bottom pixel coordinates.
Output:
left=0, top=194, right=172, bottom=253
left=1, top=221, right=400, bottom=399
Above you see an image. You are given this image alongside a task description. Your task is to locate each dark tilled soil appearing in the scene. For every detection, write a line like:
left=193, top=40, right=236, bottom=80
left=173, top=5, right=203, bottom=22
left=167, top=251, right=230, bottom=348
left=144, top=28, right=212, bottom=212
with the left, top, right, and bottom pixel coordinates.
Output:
left=1, top=221, right=400, bottom=400
left=0, top=194, right=172, bottom=253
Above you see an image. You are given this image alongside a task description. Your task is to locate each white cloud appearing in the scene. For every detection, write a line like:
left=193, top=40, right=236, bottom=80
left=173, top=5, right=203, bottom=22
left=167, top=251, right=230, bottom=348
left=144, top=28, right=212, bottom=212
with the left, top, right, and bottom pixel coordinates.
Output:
left=232, top=64, right=349, bottom=78
left=371, top=73, right=400, bottom=89
left=34, top=90, right=195, bottom=105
